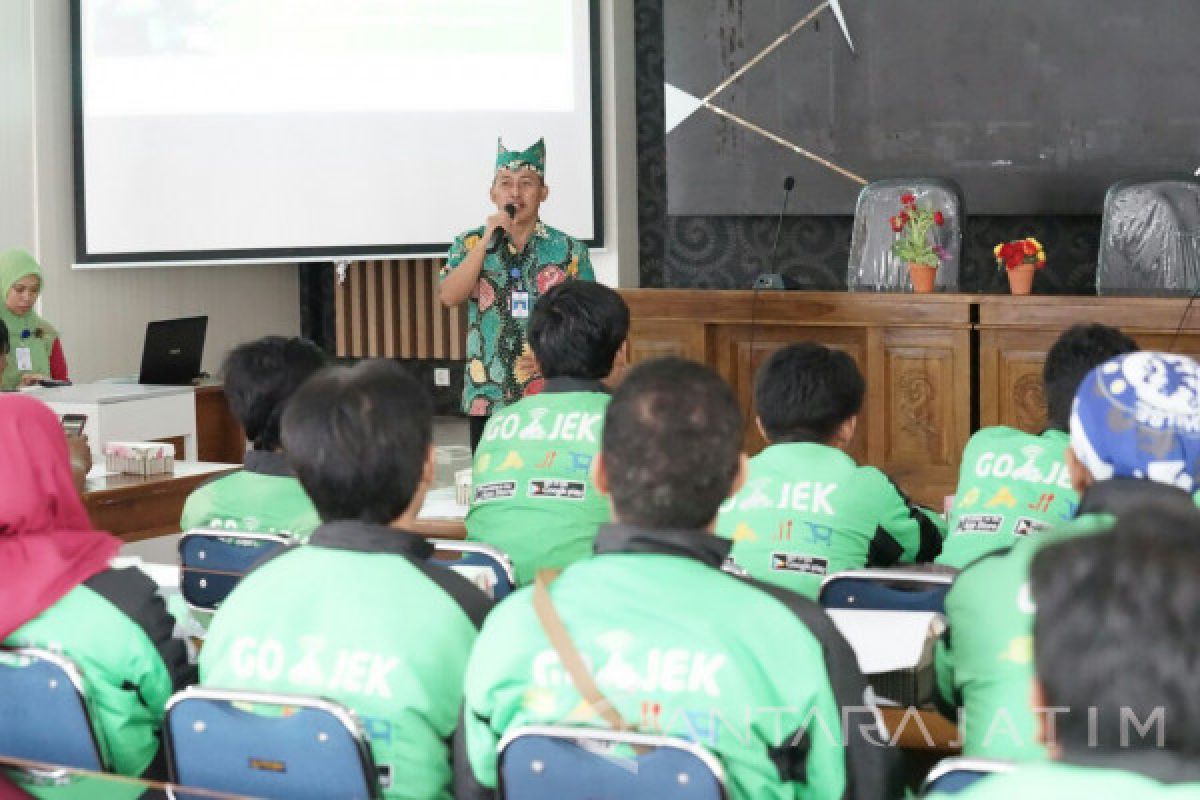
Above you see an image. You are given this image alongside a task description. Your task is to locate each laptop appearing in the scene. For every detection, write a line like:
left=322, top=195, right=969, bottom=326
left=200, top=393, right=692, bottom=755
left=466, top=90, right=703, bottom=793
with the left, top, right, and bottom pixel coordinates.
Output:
left=138, top=316, right=208, bottom=385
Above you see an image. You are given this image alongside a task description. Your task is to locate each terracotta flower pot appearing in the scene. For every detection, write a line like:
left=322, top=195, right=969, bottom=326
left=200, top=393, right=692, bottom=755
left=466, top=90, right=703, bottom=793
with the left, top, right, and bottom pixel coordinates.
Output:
left=908, top=263, right=937, bottom=294
left=1007, top=264, right=1035, bottom=295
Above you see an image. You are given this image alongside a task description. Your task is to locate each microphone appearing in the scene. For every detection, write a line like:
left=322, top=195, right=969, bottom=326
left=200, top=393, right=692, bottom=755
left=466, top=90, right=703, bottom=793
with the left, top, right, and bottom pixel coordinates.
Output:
left=487, top=203, right=517, bottom=254
left=753, top=176, right=796, bottom=289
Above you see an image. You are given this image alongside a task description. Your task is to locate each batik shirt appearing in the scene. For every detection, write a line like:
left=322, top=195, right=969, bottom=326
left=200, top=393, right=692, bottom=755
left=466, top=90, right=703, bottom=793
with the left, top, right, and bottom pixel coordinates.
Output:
left=442, top=221, right=593, bottom=416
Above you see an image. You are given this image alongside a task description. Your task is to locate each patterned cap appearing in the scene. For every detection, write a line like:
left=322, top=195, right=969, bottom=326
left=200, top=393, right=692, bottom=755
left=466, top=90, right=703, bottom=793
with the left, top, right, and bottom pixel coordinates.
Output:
left=495, top=138, right=545, bottom=176
left=1070, top=351, right=1200, bottom=490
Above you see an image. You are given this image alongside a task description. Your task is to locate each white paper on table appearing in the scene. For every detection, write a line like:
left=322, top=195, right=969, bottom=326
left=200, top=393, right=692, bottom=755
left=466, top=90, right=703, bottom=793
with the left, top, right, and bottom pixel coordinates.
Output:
left=827, top=609, right=944, bottom=675
left=418, top=486, right=468, bottom=520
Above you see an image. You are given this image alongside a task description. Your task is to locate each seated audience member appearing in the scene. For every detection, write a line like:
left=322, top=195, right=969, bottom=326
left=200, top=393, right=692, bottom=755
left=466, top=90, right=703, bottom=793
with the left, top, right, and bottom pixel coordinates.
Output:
left=0, top=249, right=68, bottom=389
left=930, top=504, right=1200, bottom=798
left=715, top=342, right=943, bottom=598
left=939, top=324, right=1137, bottom=568
left=199, top=360, right=492, bottom=800
left=181, top=336, right=325, bottom=539
left=934, top=350, right=1200, bottom=761
left=0, top=394, right=189, bottom=779
left=466, top=281, right=628, bottom=584
left=459, top=358, right=898, bottom=800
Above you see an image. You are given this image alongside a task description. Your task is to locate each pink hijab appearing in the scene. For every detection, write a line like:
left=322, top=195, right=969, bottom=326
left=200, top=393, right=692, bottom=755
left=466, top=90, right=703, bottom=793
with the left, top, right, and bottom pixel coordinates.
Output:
left=0, top=394, right=120, bottom=640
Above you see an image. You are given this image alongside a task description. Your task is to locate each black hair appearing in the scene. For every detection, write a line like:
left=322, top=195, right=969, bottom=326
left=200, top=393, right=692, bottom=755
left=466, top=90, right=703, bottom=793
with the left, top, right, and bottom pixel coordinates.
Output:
left=754, top=342, right=865, bottom=444
left=528, top=281, right=629, bottom=380
left=221, top=336, right=327, bottom=451
left=602, top=357, right=742, bottom=529
left=1031, top=501, right=1200, bottom=756
left=1043, top=324, right=1138, bottom=431
left=282, top=359, right=433, bottom=524
left=0, top=318, right=8, bottom=355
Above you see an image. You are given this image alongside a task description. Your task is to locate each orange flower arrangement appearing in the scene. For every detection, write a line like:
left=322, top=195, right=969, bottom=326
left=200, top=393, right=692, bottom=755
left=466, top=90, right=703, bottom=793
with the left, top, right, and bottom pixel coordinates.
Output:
left=994, top=237, right=1046, bottom=270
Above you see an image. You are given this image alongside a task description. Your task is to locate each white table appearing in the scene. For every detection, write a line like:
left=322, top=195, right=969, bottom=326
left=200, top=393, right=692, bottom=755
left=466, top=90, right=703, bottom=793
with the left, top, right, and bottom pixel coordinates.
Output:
left=27, top=382, right=198, bottom=460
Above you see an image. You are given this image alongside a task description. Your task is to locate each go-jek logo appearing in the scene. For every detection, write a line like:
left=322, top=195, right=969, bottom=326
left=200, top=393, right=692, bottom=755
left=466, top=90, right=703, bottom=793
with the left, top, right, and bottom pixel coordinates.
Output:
left=533, top=630, right=727, bottom=698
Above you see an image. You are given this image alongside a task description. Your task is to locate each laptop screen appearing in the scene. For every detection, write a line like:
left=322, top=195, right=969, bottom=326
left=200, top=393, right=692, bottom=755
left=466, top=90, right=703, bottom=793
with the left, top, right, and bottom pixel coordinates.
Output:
left=138, top=316, right=208, bottom=385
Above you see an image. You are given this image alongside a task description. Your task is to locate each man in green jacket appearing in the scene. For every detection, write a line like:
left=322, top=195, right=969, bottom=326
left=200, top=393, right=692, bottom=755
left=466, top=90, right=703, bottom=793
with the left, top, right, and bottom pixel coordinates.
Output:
left=200, top=361, right=493, bottom=800
left=467, top=281, right=628, bottom=584
left=938, top=324, right=1137, bottom=568
left=181, top=335, right=326, bottom=540
left=459, top=358, right=899, bottom=800
left=934, top=350, right=1200, bottom=761
left=715, top=342, right=943, bottom=598
left=930, top=503, right=1200, bottom=798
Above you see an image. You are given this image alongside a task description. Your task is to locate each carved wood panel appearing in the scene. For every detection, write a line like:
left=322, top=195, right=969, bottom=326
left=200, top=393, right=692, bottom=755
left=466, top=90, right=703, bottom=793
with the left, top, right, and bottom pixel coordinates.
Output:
left=627, top=318, right=707, bottom=365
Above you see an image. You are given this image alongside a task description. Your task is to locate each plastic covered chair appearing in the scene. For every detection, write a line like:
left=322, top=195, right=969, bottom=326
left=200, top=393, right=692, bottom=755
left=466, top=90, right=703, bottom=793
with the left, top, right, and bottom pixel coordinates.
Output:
left=920, top=756, right=1014, bottom=795
left=818, top=568, right=956, bottom=613
left=1097, top=177, right=1200, bottom=295
left=165, top=686, right=381, bottom=800
left=498, top=725, right=725, bottom=800
left=848, top=179, right=963, bottom=292
left=0, top=648, right=105, bottom=776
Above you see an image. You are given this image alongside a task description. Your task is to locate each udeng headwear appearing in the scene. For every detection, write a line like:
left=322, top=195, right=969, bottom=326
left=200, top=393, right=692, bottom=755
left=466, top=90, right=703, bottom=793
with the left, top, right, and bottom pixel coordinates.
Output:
left=1070, top=351, right=1200, bottom=491
left=495, top=138, right=545, bottom=176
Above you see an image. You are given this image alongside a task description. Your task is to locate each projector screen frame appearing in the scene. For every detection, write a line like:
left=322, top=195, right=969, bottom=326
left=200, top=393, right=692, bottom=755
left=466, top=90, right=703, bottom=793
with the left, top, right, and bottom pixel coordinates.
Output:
left=70, top=0, right=605, bottom=267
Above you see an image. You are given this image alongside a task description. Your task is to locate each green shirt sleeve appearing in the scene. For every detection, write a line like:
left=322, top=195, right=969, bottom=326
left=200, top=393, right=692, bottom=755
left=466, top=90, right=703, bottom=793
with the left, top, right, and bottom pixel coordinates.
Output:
left=441, top=230, right=475, bottom=280
left=573, top=241, right=595, bottom=281
left=863, top=468, right=946, bottom=564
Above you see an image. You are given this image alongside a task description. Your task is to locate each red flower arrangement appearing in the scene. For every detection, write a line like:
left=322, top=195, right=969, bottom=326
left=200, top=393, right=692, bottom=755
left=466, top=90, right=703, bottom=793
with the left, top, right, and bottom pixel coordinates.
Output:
left=994, top=237, right=1046, bottom=271
left=890, top=193, right=947, bottom=268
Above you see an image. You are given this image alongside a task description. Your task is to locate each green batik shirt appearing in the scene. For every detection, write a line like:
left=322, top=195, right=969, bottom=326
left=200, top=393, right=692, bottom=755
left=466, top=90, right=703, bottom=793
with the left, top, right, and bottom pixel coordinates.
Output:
left=715, top=443, right=945, bottom=599
left=938, top=427, right=1078, bottom=569
left=466, top=380, right=610, bottom=585
left=441, top=221, right=594, bottom=416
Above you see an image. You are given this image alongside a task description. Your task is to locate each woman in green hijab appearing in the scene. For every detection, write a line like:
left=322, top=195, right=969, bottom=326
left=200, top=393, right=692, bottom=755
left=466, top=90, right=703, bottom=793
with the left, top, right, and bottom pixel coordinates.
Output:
left=0, top=249, right=69, bottom=389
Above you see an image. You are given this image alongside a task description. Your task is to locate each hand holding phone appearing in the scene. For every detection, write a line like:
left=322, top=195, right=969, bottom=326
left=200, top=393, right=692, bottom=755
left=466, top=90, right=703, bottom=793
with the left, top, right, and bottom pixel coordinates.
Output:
left=61, top=414, right=87, bottom=437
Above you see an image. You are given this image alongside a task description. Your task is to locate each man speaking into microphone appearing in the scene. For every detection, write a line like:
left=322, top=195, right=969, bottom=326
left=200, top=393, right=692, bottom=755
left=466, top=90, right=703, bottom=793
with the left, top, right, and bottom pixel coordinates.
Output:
left=440, top=138, right=594, bottom=452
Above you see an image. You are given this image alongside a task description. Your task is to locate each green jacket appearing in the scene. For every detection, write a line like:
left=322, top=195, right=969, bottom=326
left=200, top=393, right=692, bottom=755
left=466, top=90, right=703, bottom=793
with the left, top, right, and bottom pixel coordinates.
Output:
left=715, top=443, right=944, bottom=598
left=2, top=567, right=190, bottom=777
left=933, top=479, right=1189, bottom=761
left=938, top=427, right=1077, bottom=568
left=459, top=524, right=900, bottom=800
left=465, top=379, right=610, bottom=584
left=199, top=521, right=493, bottom=800
left=180, top=451, right=320, bottom=541
left=928, top=757, right=1200, bottom=799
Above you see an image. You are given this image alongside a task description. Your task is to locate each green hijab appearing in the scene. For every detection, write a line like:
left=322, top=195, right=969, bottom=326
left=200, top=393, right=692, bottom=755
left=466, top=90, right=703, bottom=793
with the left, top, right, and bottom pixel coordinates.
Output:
left=0, top=249, right=57, bottom=389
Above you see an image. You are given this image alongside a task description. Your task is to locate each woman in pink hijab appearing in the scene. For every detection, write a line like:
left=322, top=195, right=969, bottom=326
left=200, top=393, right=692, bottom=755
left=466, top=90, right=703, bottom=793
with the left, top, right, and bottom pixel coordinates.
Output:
left=0, top=394, right=190, bottom=780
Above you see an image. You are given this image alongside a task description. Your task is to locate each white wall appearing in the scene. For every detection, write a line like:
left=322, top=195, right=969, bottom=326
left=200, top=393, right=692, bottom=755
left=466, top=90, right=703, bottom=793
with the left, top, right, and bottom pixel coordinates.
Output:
left=0, top=0, right=638, bottom=384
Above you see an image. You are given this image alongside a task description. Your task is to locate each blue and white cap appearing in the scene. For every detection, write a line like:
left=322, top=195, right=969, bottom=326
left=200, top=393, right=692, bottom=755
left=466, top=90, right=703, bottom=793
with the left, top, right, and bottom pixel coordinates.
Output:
left=1070, top=351, right=1200, bottom=491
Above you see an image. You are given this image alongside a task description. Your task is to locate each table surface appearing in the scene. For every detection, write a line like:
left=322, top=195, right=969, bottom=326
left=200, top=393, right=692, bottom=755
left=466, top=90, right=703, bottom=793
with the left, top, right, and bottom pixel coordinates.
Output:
left=85, top=460, right=237, bottom=493
left=26, top=382, right=195, bottom=404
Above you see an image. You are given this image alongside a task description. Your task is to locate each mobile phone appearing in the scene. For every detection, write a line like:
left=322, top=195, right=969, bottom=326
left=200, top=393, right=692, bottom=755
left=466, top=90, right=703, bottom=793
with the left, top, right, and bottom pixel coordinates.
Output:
left=61, top=414, right=87, bottom=437
left=38, top=379, right=72, bottom=388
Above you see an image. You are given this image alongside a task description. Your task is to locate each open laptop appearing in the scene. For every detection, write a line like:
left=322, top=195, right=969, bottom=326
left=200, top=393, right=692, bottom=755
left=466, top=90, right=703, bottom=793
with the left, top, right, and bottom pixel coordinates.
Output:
left=138, top=316, right=208, bottom=385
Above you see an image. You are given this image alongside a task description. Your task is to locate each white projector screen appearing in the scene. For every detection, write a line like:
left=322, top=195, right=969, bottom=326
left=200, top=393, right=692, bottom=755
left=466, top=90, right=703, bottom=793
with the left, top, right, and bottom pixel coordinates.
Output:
left=71, top=0, right=602, bottom=266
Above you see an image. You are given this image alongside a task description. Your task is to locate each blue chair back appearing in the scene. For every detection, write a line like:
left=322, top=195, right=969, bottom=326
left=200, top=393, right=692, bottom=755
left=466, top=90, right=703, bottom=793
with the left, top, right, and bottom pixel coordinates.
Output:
left=428, top=541, right=516, bottom=601
left=0, top=648, right=104, bottom=773
left=178, top=530, right=290, bottom=612
left=499, top=725, right=725, bottom=800
left=165, top=687, right=380, bottom=800
left=921, top=757, right=1013, bottom=795
left=819, top=569, right=955, bottom=613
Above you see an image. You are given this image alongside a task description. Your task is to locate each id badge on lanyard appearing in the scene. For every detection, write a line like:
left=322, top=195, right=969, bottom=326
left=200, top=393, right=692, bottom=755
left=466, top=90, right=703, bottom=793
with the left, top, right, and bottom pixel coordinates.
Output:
left=15, top=347, right=33, bottom=371
left=509, top=266, right=530, bottom=319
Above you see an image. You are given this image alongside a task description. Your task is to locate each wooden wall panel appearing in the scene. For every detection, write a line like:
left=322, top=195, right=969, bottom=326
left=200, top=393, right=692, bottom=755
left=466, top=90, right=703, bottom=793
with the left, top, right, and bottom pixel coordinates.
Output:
left=334, top=259, right=466, bottom=359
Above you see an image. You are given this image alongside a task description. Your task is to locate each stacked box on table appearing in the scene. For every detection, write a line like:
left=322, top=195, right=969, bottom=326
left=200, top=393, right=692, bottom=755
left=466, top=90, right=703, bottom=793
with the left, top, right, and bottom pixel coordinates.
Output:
left=103, top=441, right=175, bottom=476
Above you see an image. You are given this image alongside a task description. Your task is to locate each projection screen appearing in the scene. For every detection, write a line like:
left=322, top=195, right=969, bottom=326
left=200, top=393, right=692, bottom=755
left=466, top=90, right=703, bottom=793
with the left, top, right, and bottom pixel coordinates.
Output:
left=71, top=0, right=602, bottom=266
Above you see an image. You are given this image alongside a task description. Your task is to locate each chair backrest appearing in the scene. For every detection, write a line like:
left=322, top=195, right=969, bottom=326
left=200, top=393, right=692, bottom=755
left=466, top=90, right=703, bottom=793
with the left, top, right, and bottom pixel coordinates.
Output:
left=819, top=568, right=955, bottom=613
left=499, top=725, right=726, bottom=800
left=920, top=756, right=1014, bottom=795
left=1097, top=177, right=1200, bottom=295
left=427, top=540, right=517, bottom=601
left=178, top=529, right=291, bottom=613
left=165, top=686, right=381, bottom=800
left=0, top=648, right=104, bottom=774
left=848, top=178, right=964, bottom=292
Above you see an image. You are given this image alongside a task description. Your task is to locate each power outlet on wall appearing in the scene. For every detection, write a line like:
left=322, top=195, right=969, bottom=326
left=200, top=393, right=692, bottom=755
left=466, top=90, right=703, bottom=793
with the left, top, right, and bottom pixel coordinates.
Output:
left=434, top=368, right=451, bottom=387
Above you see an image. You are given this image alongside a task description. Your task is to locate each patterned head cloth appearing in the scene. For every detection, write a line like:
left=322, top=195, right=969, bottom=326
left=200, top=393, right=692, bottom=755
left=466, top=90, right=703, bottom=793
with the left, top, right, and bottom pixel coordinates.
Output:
left=1070, top=351, right=1200, bottom=491
left=495, top=138, right=546, bottom=176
